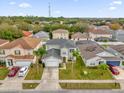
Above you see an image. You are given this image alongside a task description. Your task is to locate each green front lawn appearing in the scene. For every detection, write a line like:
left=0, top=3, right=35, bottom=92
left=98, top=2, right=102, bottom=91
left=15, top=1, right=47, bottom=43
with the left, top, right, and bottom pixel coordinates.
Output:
left=0, top=67, right=9, bottom=80
left=22, top=83, right=39, bottom=89
left=60, top=83, right=120, bottom=89
left=25, top=63, right=44, bottom=80
left=59, top=56, right=113, bottom=80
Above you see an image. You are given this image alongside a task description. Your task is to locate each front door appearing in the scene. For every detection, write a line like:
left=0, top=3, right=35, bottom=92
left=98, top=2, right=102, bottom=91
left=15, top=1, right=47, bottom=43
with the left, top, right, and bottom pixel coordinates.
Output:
left=7, top=59, right=13, bottom=66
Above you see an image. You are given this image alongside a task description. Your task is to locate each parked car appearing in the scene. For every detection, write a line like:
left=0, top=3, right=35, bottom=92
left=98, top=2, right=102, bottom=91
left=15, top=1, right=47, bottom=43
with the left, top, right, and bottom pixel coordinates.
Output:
left=8, top=67, right=20, bottom=77
left=108, top=64, right=119, bottom=75
left=18, top=66, right=28, bottom=77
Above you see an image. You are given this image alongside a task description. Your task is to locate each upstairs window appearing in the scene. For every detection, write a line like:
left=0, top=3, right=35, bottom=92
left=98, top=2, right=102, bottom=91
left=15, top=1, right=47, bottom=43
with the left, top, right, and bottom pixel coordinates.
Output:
left=0, top=50, right=5, bottom=55
left=15, top=50, right=21, bottom=55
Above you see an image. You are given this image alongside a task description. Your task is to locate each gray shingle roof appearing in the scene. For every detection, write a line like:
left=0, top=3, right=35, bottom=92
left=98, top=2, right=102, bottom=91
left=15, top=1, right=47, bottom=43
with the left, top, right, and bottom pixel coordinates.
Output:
left=46, top=39, right=76, bottom=48
left=42, top=49, right=61, bottom=59
left=77, top=40, right=105, bottom=60
left=33, top=31, right=49, bottom=38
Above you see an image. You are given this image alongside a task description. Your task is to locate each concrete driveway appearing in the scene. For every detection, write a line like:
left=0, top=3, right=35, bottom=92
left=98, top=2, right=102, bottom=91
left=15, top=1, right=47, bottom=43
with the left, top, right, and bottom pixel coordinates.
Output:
left=0, top=72, right=24, bottom=90
left=36, top=68, right=61, bottom=91
left=113, top=67, right=124, bottom=80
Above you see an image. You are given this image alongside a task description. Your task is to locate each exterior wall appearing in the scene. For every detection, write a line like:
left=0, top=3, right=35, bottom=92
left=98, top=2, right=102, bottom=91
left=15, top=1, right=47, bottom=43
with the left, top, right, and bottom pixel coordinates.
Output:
left=85, top=57, right=105, bottom=67
left=89, top=33, right=112, bottom=40
left=61, top=48, right=69, bottom=58
left=116, top=31, right=124, bottom=42
left=71, top=38, right=87, bottom=41
left=52, top=33, right=69, bottom=39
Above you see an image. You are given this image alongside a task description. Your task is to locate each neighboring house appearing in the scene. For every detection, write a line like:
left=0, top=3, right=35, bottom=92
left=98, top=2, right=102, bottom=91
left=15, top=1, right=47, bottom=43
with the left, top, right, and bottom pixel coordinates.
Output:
left=0, top=37, right=42, bottom=67
left=33, top=31, right=50, bottom=43
left=23, top=31, right=33, bottom=37
left=76, top=40, right=122, bottom=67
left=42, top=39, right=76, bottom=67
left=0, top=39, right=9, bottom=47
left=52, top=29, right=69, bottom=39
left=71, top=32, right=90, bottom=41
left=88, top=27, right=112, bottom=40
left=108, top=45, right=124, bottom=67
left=111, top=30, right=124, bottom=42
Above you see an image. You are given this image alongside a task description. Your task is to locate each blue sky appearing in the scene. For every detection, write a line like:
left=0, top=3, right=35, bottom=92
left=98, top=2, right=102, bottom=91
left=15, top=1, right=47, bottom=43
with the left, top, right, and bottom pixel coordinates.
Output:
left=0, top=0, right=124, bottom=17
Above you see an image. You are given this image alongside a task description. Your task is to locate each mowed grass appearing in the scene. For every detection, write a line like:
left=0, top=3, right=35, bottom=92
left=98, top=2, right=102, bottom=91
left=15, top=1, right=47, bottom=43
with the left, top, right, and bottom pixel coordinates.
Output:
left=22, top=83, right=39, bottom=89
left=25, top=63, right=43, bottom=80
left=0, top=67, right=9, bottom=80
left=59, top=56, right=113, bottom=80
left=60, top=83, right=120, bottom=89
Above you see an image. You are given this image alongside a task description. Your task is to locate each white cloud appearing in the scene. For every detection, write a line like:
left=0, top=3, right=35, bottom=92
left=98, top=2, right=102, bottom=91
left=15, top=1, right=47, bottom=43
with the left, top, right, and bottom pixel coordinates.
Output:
left=19, top=3, right=31, bottom=8
left=109, top=6, right=117, bottom=10
left=110, top=0, right=122, bottom=5
left=54, top=10, right=61, bottom=14
left=9, top=1, right=16, bottom=5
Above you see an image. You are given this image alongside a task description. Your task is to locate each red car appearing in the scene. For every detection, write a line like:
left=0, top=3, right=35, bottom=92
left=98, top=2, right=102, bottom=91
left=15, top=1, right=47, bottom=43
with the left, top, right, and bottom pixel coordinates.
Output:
left=108, top=64, right=119, bottom=75
left=8, top=67, right=20, bottom=77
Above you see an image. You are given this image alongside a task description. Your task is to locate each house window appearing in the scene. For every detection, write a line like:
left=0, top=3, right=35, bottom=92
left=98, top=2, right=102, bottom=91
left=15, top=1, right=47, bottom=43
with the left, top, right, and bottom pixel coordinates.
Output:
left=99, top=61, right=104, bottom=64
left=15, top=50, right=21, bottom=55
left=90, top=63, right=95, bottom=66
left=70, top=49, right=74, bottom=52
left=0, top=50, right=5, bottom=55
left=62, top=52, right=66, bottom=55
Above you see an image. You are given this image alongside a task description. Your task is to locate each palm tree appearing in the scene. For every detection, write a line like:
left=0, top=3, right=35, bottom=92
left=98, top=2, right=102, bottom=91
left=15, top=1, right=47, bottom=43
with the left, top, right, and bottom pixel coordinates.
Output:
left=71, top=50, right=80, bottom=76
left=33, top=47, right=46, bottom=74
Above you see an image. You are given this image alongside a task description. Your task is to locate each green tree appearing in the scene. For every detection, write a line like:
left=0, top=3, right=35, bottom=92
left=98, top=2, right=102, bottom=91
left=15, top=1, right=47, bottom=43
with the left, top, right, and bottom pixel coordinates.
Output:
left=98, top=64, right=109, bottom=70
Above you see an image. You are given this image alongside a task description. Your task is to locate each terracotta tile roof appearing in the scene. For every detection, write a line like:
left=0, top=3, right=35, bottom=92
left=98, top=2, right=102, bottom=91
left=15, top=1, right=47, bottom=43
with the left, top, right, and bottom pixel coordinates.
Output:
left=0, top=37, right=41, bottom=49
left=71, top=32, right=88, bottom=39
left=0, top=39, right=9, bottom=46
left=23, top=31, right=32, bottom=37
left=6, top=55, right=34, bottom=60
left=52, top=29, right=69, bottom=34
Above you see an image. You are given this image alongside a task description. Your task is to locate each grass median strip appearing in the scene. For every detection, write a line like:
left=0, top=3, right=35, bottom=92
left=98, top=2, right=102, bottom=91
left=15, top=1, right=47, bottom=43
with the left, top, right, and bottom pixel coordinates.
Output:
left=22, top=83, right=39, bottom=89
left=60, top=83, right=120, bottom=89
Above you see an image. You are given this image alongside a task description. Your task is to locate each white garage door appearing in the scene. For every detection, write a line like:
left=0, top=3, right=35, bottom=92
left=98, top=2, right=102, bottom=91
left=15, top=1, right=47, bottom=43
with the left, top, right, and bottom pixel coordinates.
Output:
left=15, top=61, right=31, bottom=67
left=45, top=61, right=59, bottom=67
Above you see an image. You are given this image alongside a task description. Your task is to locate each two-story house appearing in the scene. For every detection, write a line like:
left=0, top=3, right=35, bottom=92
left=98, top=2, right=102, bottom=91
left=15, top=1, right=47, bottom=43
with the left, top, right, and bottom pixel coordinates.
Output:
left=71, top=32, right=90, bottom=41
left=0, top=37, right=42, bottom=67
left=52, top=29, right=69, bottom=39
left=42, top=39, right=76, bottom=67
left=88, top=27, right=112, bottom=40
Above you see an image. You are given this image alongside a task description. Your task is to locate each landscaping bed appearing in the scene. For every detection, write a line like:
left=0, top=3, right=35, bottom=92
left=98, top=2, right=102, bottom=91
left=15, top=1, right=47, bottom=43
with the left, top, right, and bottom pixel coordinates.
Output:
left=60, top=83, right=120, bottom=89
left=25, top=63, right=43, bottom=80
left=0, top=67, right=9, bottom=80
left=22, top=83, right=39, bottom=89
left=59, top=56, right=113, bottom=80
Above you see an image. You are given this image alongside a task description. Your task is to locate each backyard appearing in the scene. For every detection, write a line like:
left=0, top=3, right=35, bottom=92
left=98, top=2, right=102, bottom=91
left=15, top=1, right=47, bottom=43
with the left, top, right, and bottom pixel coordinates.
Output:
left=0, top=67, right=9, bottom=80
left=59, top=56, right=113, bottom=80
